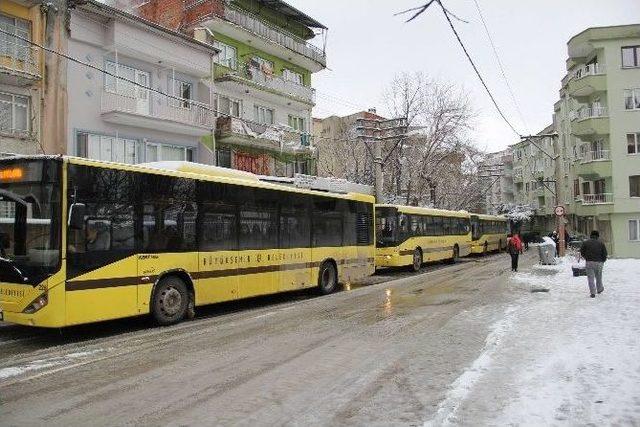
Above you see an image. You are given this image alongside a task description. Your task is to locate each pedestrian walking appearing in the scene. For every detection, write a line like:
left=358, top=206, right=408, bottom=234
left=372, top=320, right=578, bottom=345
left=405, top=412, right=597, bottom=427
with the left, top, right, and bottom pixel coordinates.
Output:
left=507, top=233, right=523, bottom=272
left=579, top=230, right=608, bottom=298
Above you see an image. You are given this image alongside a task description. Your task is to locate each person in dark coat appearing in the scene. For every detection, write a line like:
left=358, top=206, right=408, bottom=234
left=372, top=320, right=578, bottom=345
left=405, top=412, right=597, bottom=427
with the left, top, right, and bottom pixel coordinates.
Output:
left=580, top=230, right=608, bottom=298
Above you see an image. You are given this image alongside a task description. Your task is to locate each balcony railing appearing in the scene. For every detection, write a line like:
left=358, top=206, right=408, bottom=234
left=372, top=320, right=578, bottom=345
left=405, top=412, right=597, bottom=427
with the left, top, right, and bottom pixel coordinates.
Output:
left=570, top=106, right=608, bottom=121
left=218, top=62, right=315, bottom=103
left=573, top=63, right=605, bottom=80
left=216, top=116, right=313, bottom=151
left=580, top=150, right=610, bottom=163
left=0, top=42, right=40, bottom=78
left=582, top=193, right=613, bottom=205
left=223, top=4, right=326, bottom=66
left=101, top=90, right=214, bottom=129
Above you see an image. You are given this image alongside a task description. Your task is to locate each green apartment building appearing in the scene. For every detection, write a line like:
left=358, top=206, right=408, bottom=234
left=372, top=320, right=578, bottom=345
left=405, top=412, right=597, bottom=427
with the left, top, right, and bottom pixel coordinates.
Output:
left=137, top=0, right=327, bottom=176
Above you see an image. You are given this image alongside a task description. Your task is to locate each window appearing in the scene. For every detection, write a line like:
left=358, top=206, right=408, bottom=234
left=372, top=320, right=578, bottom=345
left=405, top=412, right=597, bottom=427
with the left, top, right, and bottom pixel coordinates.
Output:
left=630, top=220, right=640, bottom=241
left=622, top=46, right=640, bottom=68
left=0, top=13, right=30, bottom=60
left=216, top=95, right=241, bottom=117
left=283, top=69, right=303, bottom=85
left=216, top=147, right=231, bottom=168
left=78, top=132, right=140, bottom=164
left=77, top=132, right=193, bottom=164
left=105, top=61, right=149, bottom=98
left=624, top=89, right=640, bottom=110
left=630, top=176, right=640, bottom=198
left=254, top=105, right=274, bottom=125
left=280, top=194, right=310, bottom=248
left=312, top=197, right=343, bottom=247
left=594, top=179, right=606, bottom=195
left=574, top=179, right=580, bottom=198
left=213, top=41, right=237, bottom=69
left=0, top=92, right=29, bottom=133
left=288, top=115, right=305, bottom=132
left=250, top=56, right=274, bottom=74
left=582, top=181, right=591, bottom=196
left=169, top=77, right=192, bottom=109
left=628, top=133, right=640, bottom=154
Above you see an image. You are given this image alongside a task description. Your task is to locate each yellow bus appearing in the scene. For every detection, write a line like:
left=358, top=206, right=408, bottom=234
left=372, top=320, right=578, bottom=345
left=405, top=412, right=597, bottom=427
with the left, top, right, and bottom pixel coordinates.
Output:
left=375, top=204, right=471, bottom=271
left=469, top=214, right=509, bottom=254
left=0, top=156, right=375, bottom=327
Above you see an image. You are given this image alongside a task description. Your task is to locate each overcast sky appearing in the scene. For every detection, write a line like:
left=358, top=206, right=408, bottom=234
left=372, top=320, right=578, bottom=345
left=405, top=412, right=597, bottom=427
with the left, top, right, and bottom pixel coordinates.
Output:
left=288, top=0, right=640, bottom=153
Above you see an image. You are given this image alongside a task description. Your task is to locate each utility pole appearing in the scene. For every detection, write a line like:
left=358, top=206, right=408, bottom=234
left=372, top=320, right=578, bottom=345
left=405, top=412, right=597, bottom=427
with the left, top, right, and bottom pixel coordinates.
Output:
left=521, top=132, right=565, bottom=256
left=355, top=116, right=408, bottom=202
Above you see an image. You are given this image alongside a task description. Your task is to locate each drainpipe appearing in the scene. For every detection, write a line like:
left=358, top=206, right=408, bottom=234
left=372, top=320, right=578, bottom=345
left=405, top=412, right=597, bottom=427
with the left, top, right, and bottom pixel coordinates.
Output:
left=210, top=55, right=216, bottom=166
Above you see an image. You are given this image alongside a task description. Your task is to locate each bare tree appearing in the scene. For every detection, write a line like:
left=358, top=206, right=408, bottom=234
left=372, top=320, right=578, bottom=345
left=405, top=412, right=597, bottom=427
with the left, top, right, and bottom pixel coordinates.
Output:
left=381, top=72, right=480, bottom=209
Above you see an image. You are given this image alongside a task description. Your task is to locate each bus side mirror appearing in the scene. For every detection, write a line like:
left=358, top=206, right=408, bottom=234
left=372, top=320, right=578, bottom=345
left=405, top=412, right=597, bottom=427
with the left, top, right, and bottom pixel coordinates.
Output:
left=68, top=203, right=86, bottom=230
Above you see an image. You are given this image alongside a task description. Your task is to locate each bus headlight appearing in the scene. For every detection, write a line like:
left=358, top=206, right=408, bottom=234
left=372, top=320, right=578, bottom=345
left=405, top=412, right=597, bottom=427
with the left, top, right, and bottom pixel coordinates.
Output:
left=385, top=255, right=392, bottom=260
left=23, top=293, right=48, bottom=314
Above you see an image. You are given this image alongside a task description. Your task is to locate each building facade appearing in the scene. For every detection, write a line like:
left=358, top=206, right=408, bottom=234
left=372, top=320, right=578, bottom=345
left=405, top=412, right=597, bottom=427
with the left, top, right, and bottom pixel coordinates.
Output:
left=0, top=0, right=44, bottom=155
left=514, top=25, right=640, bottom=257
left=556, top=24, right=640, bottom=257
left=66, top=0, right=218, bottom=165
left=511, top=124, right=560, bottom=231
left=481, top=148, right=515, bottom=214
left=131, top=0, right=327, bottom=176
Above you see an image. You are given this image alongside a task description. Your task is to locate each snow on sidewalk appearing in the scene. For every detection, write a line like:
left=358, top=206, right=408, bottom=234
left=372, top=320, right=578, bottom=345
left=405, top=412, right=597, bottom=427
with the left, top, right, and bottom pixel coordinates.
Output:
left=429, top=257, right=640, bottom=425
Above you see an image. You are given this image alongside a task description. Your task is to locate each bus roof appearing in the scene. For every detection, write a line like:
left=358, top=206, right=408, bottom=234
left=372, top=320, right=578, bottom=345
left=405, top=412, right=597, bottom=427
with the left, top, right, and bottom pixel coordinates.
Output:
left=376, top=204, right=470, bottom=219
left=61, top=156, right=375, bottom=203
left=470, top=213, right=508, bottom=222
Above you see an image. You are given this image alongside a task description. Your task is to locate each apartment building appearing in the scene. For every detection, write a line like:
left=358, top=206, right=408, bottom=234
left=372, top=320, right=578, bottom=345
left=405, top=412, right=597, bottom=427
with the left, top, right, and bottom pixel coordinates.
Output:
left=0, top=0, right=44, bottom=155
left=65, top=0, right=218, bottom=165
left=553, top=24, right=640, bottom=257
left=313, top=109, right=386, bottom=181
left=511, top=125, right=560, bottom=231
left=130, top=0, right=327, bottom=176
left=481, top=148, right=515, bottom=214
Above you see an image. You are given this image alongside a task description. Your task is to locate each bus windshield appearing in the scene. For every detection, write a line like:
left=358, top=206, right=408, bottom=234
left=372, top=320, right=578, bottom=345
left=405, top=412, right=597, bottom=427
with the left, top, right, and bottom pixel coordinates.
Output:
left=0, top=159, right=61, bottom=285
left=376, top=207, right=398, bottom=247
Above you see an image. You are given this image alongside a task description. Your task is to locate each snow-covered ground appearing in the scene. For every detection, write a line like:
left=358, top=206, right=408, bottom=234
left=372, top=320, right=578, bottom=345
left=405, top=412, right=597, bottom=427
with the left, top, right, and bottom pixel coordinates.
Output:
left=428, top=257, right=640, bottom=425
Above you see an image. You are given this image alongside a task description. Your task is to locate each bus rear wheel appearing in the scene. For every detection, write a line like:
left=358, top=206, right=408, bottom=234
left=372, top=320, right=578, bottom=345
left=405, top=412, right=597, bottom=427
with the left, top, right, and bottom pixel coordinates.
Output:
left=318, top=262, right=338, bottom=295
left=152, top=276, right=189, bottom=326
left=411, top=248, right=422, bottom=272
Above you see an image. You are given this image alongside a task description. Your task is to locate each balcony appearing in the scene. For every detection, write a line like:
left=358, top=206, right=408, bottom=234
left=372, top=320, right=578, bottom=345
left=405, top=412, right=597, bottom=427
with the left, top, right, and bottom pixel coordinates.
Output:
left=216, top=62, right=315, bottom=105
left=101, top=90, right=214, bottom=136
left=567, top=63, right=606, bottom=99
left=582, top=193, right=613, bottom=205
left=0, top=42, right=41, bottom=86
left=215, top=116, right=313, bottom=155
left=570, top=106, right=609, bottom=138
left=576, top=151, right=612, bottom=180
left=193, top=3, right=326, bottom=71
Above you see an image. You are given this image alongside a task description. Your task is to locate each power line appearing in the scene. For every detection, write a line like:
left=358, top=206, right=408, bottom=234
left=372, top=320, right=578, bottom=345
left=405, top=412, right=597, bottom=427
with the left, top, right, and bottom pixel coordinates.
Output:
left=0, top=28, right=371, bottom=148
left=399, top=0, right=523, bottom=139
left=472, top=0, right=529, bottom=133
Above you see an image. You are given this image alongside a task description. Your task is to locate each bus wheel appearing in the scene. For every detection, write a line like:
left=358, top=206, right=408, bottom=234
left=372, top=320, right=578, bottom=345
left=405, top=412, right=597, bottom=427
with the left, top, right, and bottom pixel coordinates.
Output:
left=318, top=262, right=338, bottom=295
left=411, top=248, right=422, bottom=272
left=152, top=276, right=189, bottom=326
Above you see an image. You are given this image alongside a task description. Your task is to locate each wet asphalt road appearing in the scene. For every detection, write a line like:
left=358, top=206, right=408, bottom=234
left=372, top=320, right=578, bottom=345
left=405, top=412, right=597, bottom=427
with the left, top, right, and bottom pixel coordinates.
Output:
left=0, top=252, right=533, bottom=426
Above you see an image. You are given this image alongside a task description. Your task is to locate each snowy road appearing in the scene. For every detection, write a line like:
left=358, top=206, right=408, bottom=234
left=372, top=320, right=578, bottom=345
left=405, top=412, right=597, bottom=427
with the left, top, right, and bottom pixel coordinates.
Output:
left=1, top=253, right=639, bottom=426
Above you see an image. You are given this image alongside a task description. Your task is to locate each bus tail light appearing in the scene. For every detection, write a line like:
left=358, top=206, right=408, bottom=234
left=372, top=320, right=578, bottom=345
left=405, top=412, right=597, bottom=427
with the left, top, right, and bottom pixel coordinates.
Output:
left=23, top=293, right=48, bottom=314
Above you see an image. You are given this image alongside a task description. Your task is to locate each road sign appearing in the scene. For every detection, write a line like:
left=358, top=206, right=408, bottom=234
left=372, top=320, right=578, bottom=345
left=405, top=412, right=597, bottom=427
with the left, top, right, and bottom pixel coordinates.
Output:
left=554, top=205, right=565, bottom=216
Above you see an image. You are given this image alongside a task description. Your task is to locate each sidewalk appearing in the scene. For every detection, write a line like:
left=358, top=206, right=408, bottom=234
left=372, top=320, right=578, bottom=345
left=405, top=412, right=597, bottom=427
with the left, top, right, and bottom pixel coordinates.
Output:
left=430, top=257, right=640, bottom=425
